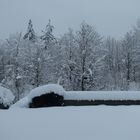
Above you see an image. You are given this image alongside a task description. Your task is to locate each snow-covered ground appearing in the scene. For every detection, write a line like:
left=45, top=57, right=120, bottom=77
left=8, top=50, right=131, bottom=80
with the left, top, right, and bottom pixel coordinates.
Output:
left=1, top=106, right=140, bottom=140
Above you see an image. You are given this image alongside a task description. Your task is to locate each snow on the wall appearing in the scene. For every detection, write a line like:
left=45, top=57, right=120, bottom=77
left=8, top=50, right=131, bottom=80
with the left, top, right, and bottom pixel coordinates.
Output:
left=0, top=86, right=15, bottom=106
left=65, top=91, right=140, bottom=100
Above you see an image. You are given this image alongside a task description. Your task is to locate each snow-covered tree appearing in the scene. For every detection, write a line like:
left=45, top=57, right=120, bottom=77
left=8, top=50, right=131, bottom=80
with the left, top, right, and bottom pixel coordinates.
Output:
left=41, top=20, right=55, bottom=49
left=58, top=29, right=78, bottom=90
left=31, top=45, right=45, bottom=87
left=75, top=22, right=102, bottom=90
left=103, top=37, right=123, bottom=90
left=1, top=19, right=140, bottom=94
left=121, top=31, right=138, bottom=89
left=1, top=33, right=26, bottom=101
left=0, top=42, right=7, bottom=82
left=23, top=19, right=36, bottom=42
left=132, top=19, right=140, bottom=84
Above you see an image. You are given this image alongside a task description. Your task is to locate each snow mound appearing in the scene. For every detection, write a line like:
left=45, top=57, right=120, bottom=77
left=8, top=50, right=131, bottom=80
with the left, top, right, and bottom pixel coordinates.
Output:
left=11, top=84, right=66, bottom=108
left=28, top=84, right=66, bottom=102
left=0, top=86, right=15, bottom=107
left=10, top=97, right=29, bottom=109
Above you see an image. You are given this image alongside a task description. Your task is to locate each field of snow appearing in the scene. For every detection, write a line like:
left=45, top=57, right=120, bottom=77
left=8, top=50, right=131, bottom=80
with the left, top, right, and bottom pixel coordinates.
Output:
left=1, top=106, right=140, bottom=140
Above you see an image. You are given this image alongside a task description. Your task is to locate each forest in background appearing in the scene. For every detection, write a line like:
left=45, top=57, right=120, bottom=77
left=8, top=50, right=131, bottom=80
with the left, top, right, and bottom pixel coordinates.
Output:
left=0, top=19, right=140, bottom=101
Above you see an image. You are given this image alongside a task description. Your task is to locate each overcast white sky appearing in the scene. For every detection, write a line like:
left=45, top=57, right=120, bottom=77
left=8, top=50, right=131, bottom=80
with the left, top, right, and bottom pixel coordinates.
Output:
left=0, top=0, right=139, bottom=39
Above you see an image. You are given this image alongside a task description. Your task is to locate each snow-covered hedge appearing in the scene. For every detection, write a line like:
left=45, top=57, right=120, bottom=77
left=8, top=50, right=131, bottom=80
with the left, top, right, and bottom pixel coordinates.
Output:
left=0, top=86, right=15, bottom=108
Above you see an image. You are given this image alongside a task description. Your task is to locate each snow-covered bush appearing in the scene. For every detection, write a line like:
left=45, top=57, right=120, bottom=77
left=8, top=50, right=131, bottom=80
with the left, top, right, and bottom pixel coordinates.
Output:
left=29, top=84, right=65, bottom=108
left=29, top=92, right=64, bottom=108
left=11, top=84, right=66, bottom=108
left=0, top=86, right=15, bottom=109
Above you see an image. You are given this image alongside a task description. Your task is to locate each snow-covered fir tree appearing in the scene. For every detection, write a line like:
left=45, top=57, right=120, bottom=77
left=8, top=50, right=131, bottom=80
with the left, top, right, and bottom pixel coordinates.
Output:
left=23, top=19, right=36, bottom=42
left=40, top=20, right=55, bottom=49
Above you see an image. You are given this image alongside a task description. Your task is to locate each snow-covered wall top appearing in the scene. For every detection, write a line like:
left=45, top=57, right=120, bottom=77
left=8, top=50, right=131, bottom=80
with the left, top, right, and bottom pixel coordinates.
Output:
left=0, top=86, right=15, bottom=106
left=65, top=91, right=140, bottom=101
